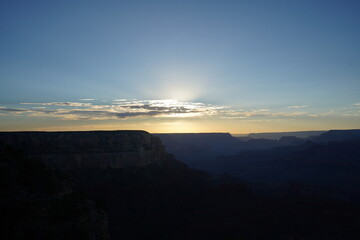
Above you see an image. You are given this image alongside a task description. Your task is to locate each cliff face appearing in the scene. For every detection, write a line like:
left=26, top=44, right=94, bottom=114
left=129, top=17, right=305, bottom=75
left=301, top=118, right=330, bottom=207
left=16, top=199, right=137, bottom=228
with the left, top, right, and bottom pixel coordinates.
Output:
left=2, top=131, right=360, bottom=239
left=0, top=146, right=109, bottom=240
left=154, top=133, right=245, bottom=172
left=0, top=131, right=167, bottom=170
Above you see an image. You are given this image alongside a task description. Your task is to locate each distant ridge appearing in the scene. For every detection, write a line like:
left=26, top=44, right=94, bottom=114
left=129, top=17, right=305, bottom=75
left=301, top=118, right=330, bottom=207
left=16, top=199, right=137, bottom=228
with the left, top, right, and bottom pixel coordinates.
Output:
left=236, top=130, right=326, bottom=139
left=309, top=129, right=360, bottom=142
left=153, top=132, right=231, bottom=135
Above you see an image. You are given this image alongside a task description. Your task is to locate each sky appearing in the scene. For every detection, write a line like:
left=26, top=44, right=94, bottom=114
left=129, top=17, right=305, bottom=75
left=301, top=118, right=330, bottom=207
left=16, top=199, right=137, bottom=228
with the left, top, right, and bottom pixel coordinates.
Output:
left=0, top=0, right=360, bottom=133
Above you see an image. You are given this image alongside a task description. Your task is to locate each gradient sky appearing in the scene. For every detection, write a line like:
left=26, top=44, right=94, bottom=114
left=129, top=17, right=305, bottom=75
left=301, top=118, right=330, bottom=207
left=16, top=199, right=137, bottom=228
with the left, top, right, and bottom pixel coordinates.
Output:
left=1, top=0, right=360, bottom=133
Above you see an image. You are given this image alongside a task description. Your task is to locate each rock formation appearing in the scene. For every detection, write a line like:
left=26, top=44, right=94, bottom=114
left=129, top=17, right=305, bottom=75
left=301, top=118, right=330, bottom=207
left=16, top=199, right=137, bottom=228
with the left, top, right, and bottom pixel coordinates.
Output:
left=0, top=131, right=167, bottom=170
left=0, top=145, right=109, bottom=240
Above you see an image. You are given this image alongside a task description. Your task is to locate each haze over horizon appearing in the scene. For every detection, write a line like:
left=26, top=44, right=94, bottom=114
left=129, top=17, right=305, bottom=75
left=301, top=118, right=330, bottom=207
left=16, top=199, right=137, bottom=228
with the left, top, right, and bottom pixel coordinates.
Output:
left=1, top=0, right=359, bottom=133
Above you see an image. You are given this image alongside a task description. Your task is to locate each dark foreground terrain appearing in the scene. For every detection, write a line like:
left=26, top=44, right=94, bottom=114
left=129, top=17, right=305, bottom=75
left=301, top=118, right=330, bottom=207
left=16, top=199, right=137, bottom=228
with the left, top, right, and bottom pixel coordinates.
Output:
left=1, top=131, right=360, bottom=239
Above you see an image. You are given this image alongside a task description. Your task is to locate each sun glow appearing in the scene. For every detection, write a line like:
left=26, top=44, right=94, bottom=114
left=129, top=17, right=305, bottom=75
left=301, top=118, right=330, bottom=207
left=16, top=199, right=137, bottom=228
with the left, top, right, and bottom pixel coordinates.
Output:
left=150, top=121, right=200, bottom=133
left=144, top=65, right=213, bottom=101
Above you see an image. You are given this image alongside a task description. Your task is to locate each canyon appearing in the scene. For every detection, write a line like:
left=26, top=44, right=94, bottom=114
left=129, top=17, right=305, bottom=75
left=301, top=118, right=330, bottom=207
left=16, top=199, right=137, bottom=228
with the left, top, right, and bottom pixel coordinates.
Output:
left=0, top=131, right=167, bottom=170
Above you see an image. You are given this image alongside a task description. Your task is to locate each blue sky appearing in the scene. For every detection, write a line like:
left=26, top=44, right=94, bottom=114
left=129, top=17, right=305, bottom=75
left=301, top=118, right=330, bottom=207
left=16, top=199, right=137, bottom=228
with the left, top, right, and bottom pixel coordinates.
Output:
left=1, top=0, right=360, bottom=133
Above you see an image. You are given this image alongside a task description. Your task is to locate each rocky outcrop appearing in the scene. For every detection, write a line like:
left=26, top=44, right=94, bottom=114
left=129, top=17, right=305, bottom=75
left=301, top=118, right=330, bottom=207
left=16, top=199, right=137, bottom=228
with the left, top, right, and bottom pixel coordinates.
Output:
left=0, top=146, right=109, bottom=240
left=0, top=131, right=167, bottom=170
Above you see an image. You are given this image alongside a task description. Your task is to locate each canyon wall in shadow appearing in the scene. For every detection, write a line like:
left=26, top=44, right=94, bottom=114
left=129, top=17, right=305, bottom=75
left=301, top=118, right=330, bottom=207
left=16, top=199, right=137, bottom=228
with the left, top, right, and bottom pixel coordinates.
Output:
left=156, top=130, right=360, bottom=201
left=154, top=132, right=308, bottom=172
left=0, top=131, right=167, bottom=170
left=2, top=130, right=360, bottom=239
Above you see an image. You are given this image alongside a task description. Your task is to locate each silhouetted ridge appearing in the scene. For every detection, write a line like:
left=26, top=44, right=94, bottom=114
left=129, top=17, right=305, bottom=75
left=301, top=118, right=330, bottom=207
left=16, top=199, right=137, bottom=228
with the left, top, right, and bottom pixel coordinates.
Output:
left=216, top=137, right=360, bottom=201
left=2, top=131, right=360, bottom=239
left=247, top=130, right=326, bottom=139
left=309, top=129, right=360, bottom=142
left=154, top=133, right=244, bottom=172
left=0, top=131, right=167, bottom=169
left=155, top=132, right=308, bottom=172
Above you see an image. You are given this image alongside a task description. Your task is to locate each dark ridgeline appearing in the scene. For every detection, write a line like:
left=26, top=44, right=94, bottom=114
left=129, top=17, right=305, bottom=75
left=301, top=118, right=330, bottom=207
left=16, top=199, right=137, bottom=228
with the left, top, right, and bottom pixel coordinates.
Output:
left=0, top=131, right=167, bottom=169
left=157, top=130, right=360, bottom=201
left=154, top=132, right=308, bottom=172
left=153, top=133, right=243, bottom=172
left=1, top=130, right=360, bottom=239
left=246, top=130, right=327, bottom=140
left=309, top=129, right=360, bottom=142
left=214, top=130, right=360, bottom=201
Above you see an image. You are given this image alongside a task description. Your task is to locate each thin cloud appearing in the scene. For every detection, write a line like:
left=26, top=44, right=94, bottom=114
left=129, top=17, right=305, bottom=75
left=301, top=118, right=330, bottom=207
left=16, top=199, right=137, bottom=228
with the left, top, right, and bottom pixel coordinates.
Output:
left=0, top=99, right=342, bottom=121
left=0, top=107, right=55, bottom=115
left=0, top=107, right=28, bottom=112
left=287, top=105, right=308, bottom=109
left=4, top=99, right=220, bottom=120
left=221, top=109, right=315, bottom=120
left=21, top=102, right=92, bottom=107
